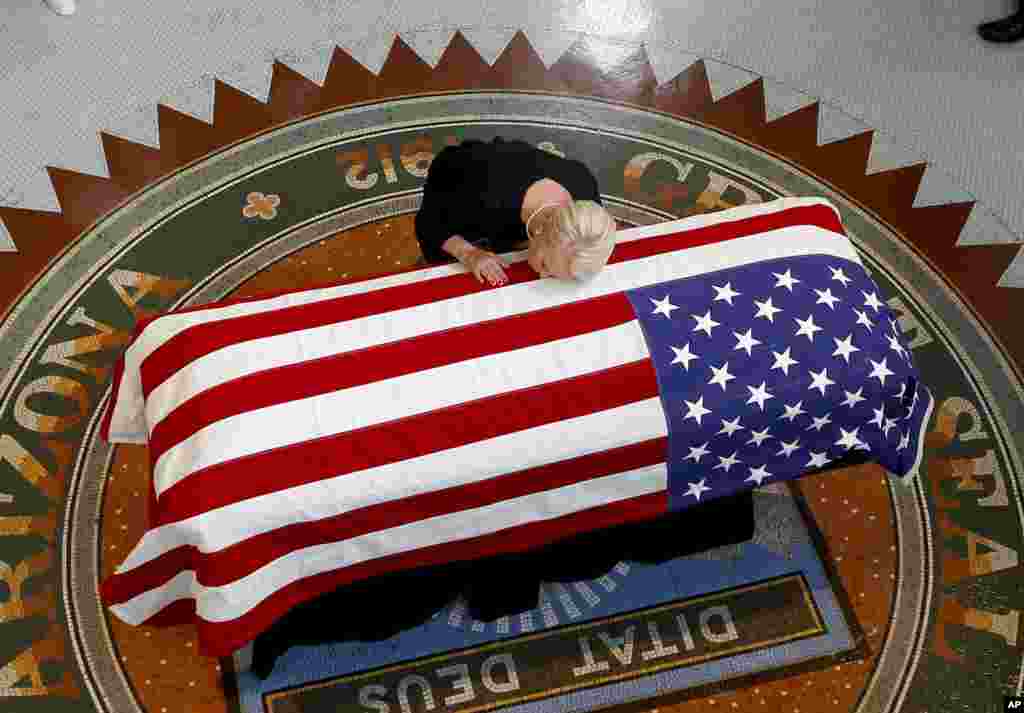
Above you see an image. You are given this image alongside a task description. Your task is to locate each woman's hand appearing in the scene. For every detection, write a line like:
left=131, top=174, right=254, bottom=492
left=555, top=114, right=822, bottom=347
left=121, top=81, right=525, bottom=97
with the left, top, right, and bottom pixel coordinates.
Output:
left=464, top=248, right=509, bottom=287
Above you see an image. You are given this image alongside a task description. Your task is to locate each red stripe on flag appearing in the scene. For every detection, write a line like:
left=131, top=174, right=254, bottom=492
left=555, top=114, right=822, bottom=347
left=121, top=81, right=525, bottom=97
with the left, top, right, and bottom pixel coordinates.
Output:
left=131, top=490, right=670, bottom=658
left=138, top=598, right=195, bottom=628
left=148, top=293, right=638, bottom=463
left=101, top=437, right=668, bottom=603
left=154, top=357, right=660, bottom=525
left=147, top=203, right=843, bottom=323
left=137, top=204, right=842, bottom=398
left=100, top=202, right=845, bottom=656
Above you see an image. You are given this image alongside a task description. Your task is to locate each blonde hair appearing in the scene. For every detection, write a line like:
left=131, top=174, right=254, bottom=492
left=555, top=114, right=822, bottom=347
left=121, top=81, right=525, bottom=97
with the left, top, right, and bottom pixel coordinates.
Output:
left=544, top=200, right=617, bottom=280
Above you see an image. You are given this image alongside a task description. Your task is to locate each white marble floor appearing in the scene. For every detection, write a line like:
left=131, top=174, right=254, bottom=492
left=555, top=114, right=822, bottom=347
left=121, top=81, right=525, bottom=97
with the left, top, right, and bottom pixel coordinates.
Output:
left=2, top=0, right=1022, bottom=280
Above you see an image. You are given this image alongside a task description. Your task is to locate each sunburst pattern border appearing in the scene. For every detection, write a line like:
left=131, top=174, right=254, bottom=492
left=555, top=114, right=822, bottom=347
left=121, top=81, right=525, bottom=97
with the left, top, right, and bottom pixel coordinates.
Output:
left=0, top=30, right=1019, bottom=372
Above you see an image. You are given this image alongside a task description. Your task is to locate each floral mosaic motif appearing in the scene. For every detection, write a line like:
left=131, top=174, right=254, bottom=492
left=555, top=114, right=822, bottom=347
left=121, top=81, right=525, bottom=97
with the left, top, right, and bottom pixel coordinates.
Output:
left=242, top=192, right=281, bottom=220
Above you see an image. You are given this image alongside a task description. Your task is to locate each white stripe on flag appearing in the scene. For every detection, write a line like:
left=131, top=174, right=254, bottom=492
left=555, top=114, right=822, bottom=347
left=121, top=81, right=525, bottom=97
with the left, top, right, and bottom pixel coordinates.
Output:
left=152, top=320, right=652, bottom=495
left=110, top=462, right=669, bottom=625
left=120, top=397, right=668, bottom=573
left=104, top=197, right=846, bottom=442
left=144, top=225, right=858, bottom=438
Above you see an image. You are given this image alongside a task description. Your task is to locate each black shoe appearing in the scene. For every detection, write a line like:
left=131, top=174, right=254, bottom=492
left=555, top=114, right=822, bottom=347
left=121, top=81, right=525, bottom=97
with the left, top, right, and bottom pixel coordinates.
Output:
left=979, top=11, right=1024, bottom=43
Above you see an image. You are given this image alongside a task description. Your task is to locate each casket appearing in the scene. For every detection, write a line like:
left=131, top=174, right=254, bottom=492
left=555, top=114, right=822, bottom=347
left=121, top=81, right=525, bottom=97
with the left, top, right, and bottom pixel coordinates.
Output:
left=99, top=196, right=933, bottom=659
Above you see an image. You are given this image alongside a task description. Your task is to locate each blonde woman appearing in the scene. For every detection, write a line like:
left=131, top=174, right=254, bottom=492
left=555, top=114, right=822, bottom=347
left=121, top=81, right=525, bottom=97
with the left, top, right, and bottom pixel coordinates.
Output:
left=415, top=137, right=617, bottom=285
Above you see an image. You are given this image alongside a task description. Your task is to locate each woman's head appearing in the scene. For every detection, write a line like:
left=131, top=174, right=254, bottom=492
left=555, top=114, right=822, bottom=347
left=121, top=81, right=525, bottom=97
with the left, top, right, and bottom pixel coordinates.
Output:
left=526, top=200, right=617, bottom=281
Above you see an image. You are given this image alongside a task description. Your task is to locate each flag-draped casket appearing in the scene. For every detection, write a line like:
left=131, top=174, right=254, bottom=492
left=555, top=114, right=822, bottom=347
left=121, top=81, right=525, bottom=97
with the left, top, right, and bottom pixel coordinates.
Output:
left=99, top=197, right=933, bottom=657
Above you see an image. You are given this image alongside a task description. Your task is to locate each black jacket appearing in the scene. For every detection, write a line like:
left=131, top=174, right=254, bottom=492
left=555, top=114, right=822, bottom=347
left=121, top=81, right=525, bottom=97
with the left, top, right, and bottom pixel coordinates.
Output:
left=415, top=137, right=602, bottom=264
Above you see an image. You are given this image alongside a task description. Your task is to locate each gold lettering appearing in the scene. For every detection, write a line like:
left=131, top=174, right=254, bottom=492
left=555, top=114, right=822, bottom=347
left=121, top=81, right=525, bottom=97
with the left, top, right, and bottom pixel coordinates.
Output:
left=932, top=449, right=1007, bottom=510
left=937, top=511, right=1019, bottom=585
left=933, top=592, right=1019, bottom=664
left=0, top=509, right=58, bottom=541
left=338, top=148, right=378, bottom=190
left=0, top=435, right=63, bottom=507
left=377, top=144, right=399, bottom=184
left=13, top=375, right=90, bottom=435
left=930, top=396, right=989, bottom=448
left=696, top=172, right=762, bottom=212
left=0, top=546, right=80, bottom=698
left=927, top=398, right=1007, bottom=509
left=0, top=548, right=54, bottom=623
left=0, top=620, right=81, bottom=698
left=38, top=306, right=131, bottom=383
left=399, top=136, right=435, bottom=179
left=106, top=269, right=192, bottom=322
left=622, top=152, right=694, bottom=210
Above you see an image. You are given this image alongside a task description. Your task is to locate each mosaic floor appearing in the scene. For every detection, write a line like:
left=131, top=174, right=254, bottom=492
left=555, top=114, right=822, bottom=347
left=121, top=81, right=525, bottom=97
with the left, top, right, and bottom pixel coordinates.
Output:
left=0, top=19, right=1021, bottom=713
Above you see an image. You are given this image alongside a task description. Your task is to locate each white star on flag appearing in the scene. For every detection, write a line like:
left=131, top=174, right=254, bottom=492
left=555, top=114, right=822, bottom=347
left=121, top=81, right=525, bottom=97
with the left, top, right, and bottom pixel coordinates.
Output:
left=692, top=310, right=721, bottom=336
left=771, top=347, right=800, bottom=376
left=832, top=334, right=860, bottom=364
left=776, top=439, right=801, bottom=457
left=794, top=314, right=823, bottom=342
left=717, top=416, right=745, bottom=437
left=869, top=406, right=886, bottom=429
left=712, top=282, right=742, bottom=305
left=888, top=321, right=911, bottom=362
left=746, top=427, right=773, bottom=447
left=685, top=479, right=712, bottom=501
left=815, top=288, right=841, bottom=310
left=745, top=465, right=771, bottom=486
left=836, top=427, right=863, bottom=451
left=708, top=361, right=736, bottom=390
left=733, top=329, right=762, bottom=356
left=651, top=295, right=679, bottom=318
left=894, top=383, right=908, bottom=401
left=806, top=451, right=831, bottom=468
left=897, top=433, right=910, bottom=451
left=904, top=389, right=920, bottom=420
left=669, top=344, right=699, bottom=370
left=773, top=269, right=801, bottom=291
left=806, top=413, right=832, bottom=432
left=854, top=309, right=874, bottom=332
left=684, top=442, right=712, bottom=463
left=746, top=381, right=775, bottom=411
left=862, top=290, right=885, bottom=312
left=713, top=452, right=742, bottom=472
left=780, top=401, right=807, bottom=422
left=683, top=396, right=712, bottom=425
left=868, top=358, right=895, bottom=386
left=623, top=243, right=933, bottom=513
left=808, top=368, right=836, bottom=395
left=753, top=297, right=783, bottom=323
left=841, top=387, right=866, bottom=409
left=886, top=333, right=907, bottom=360
left=830, top=266, right=852, bottom=287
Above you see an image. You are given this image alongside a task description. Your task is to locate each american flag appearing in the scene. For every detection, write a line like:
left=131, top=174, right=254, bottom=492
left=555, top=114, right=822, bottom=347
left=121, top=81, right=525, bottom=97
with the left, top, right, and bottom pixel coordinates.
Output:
left=630, top=248, right=933, bottom=511
left=99, top=197, right=932, bottom=657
